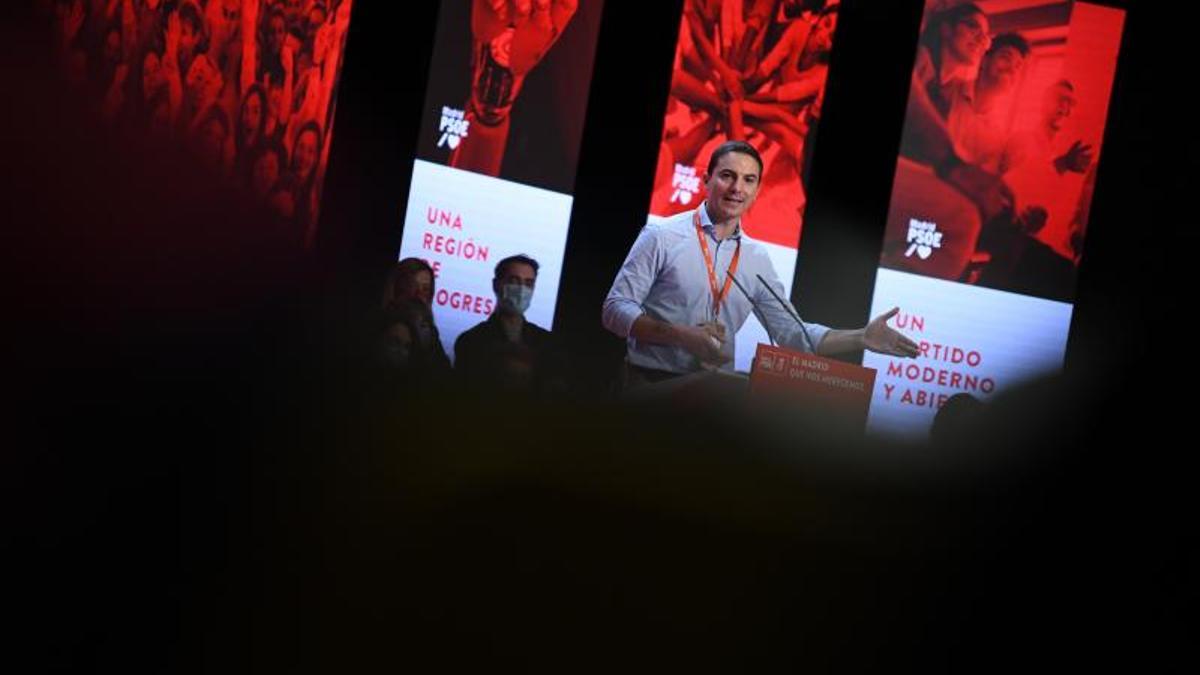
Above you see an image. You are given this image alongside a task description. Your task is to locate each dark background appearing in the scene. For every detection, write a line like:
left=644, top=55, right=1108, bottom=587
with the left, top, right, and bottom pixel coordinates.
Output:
left=5, top=1, right=1192, bottom=671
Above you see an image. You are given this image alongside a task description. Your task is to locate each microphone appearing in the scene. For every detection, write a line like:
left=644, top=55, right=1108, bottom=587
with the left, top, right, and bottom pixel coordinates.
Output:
left=728, top=272, right=777, bottom=347
left=755, top=273, right=815, bottom=353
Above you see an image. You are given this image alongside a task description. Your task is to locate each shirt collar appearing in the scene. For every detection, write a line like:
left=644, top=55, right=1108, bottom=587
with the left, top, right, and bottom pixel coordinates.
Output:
left=698, top=202, right=743, bottom=240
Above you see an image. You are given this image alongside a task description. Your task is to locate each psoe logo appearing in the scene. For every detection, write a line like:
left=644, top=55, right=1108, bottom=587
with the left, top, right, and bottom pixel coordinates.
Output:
left=905, top=218, right=943, bottom=260
left=438, top=106, right=469, bottom=150
left=670, top=164, right=701, bottom=205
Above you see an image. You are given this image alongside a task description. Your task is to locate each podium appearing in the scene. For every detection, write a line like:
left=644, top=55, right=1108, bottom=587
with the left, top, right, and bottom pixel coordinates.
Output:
left=620, top=345, right=877, bottom=434
left=748, top=344, right=877, bottom=433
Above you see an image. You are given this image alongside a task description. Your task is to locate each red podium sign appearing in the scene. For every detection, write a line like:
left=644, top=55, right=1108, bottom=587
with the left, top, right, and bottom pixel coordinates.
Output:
left=749, top=344, right=877, bottom=431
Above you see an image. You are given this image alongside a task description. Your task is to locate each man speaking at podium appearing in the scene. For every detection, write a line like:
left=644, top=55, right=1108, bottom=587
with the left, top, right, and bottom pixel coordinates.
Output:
left=603, top=141, right=921, bottom=386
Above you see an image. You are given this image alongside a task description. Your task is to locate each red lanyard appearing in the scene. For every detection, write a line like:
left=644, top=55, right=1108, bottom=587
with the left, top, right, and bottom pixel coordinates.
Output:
left=693, top=207, right=741, bottom=318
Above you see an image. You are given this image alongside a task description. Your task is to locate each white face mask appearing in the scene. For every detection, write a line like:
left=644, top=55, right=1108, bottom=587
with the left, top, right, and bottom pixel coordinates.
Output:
left=498, top=283, right=534, bottom=315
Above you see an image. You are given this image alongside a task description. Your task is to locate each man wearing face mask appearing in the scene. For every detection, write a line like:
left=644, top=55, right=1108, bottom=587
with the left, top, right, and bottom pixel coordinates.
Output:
left=454, top=254, right=566, bottom=395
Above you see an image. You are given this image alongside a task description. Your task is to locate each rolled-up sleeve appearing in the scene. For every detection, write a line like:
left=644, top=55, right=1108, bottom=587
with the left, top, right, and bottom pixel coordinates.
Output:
left=602, top=225, right=662, bottom=338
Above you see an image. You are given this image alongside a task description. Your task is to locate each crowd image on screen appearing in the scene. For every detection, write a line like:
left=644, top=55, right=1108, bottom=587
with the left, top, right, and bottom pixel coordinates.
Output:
left=44, top=0, right=354, bottom=249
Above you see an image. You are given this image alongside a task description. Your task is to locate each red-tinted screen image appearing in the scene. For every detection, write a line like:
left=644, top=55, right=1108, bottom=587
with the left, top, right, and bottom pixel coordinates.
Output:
left=413, top=0, right=605, bottom=195
left=647, top=0, right=841, bottom=249
left=880, top=0, right=1123, bottom=302
left=45, top=0, right=355, bottom=249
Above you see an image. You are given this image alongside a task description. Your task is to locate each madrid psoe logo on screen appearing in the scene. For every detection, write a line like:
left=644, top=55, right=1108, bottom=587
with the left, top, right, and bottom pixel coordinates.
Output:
left=905, top=218, right=943, bottom=260
left=671, top=164, right=701, bottom=205
left=438, top=106, right=469, bottom=150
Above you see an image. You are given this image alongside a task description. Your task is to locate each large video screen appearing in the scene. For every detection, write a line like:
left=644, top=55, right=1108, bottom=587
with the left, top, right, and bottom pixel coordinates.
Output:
left=865, top=0, right=1124, bottom=437
left=645, top=0, right=842, bottom=372
left=395, top=0, right=605, bottom=361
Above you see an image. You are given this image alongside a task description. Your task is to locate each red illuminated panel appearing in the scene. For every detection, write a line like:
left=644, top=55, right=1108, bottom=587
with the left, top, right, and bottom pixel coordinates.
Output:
left=863, top=1, right=1126, bottom=439
left=880, top=0, right=1124, bottom=302
left=413, top=0, right=605, bottom=195
left=647, top=0, right=841, bottom=249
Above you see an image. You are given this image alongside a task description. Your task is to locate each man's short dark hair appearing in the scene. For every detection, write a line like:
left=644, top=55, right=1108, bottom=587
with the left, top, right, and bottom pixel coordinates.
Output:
left=494, top=254, right=539, bottom=280
left=988, top=32, right=1031, bottom=59
left=706, top=140, right=764, bottom=177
